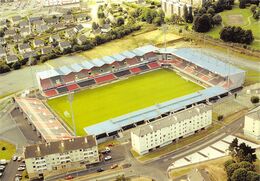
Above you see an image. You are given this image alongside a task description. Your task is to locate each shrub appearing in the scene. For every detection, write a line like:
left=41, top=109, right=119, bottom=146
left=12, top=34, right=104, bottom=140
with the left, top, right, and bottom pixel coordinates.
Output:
left=0, top=63, right=11, bottom=74
left=12, top=61, right=21, bottom=70
left=251, top=96, right=259, bottom=104
left=2, top=147, right=6, bottom=150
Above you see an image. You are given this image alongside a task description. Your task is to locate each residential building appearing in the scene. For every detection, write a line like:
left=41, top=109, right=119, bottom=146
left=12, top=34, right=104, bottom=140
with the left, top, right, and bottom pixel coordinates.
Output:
left=24, top=135, right=99, bottom=179
left=41, top=46, right=52, bottom=55
left=20, top=27, right=31, bottom=37
left=19, top=20, right=29, bottom=28
left=65, top=29, right=76, bottom=38
left=0, top=37, right=6, bottom=45
left=18, top=43, right=31, bottom=53
left=75, top=14, right=87, bottom=22
left=35, top=25, right=49, bottom=33
left=161, top=0, right=196, bottom=17
left=63, top=15, right=74, bottom=23
left=77, top=35, right=87, bottom=45
left=43, top=0, right=80, bottom=7
left=11, top=15, right=22, bottom=25
left=44, top=17, right=59, bottom=25
left=53, top=23, right=65, bottom=31
left=13, top=34, right=22, bottom=43
left=0, top=45, right=6, bottom=58
left=33, top=39, right=45, bottom=48
left=131, top=104, right=212, bottom=155
left=4, top=29, right=16, bottom=38
left=0, top=19, right=7, bottom=28
left=49, top=34, right=61, bottom=43
left=22, top=51, right=37, bottom=60
left=244, top=106, right=260, bottom=140
left=74, top=24, right=84, bottom=33
left=59, top=41, right=71, bottom=51
left=5, top=55, right=18, bottom=64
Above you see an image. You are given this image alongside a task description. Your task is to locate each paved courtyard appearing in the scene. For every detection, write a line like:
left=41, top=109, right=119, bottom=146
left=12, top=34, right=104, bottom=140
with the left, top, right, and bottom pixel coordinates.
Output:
left=168, top=135, right=260, bottom=170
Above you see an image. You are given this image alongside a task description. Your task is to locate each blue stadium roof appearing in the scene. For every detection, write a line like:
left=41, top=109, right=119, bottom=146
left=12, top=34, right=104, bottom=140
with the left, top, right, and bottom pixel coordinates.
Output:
left=70, top=63, right=84, bottom=72
left=59, top=66, right=72, bottom=75
left=121, top=51, right=136, bottom=58
left=81, top=61, right=94, bottom=69
left=112, top=54, right=126, bottom=62
left=84, top=86, right=227, bottom=136
left=102, top=56, right=115, bottom=64
left=91, top=58, right=105, bottom=67
left=171, top=48, right=245, bottom=77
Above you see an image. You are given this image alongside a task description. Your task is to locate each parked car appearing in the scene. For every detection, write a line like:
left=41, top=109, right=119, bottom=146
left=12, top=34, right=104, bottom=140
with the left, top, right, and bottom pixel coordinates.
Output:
left=17, top=167, right=25, bottom=171
left=104, top=155, right=112, bottom=161
left=19, top=164, right=26, bottom=168
left=97, top=168, right=104, bottom=172
left=13, top=156, right=18, bottom=161
left=0, top=159, right=7, bottom=165
left=0, top=168, right=4, bottom=172
left=15, top=176, right=21, bottom=181
left=15, top=174, right=22, bottom=178
left=0, top=165, right=5, bottom=169
left=17, top=157, right=23, bottom=162
left=0, top=172, right=3, bottom=177
left=101, top=147, right=111, bottom=154
left=110, top=164, right=118, bottom=169
left=65, top=175, right=74, bottom=180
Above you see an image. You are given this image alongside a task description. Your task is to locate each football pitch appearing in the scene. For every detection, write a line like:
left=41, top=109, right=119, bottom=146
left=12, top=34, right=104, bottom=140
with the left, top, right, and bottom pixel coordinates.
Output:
left=47, top=69, right=203, bottom=135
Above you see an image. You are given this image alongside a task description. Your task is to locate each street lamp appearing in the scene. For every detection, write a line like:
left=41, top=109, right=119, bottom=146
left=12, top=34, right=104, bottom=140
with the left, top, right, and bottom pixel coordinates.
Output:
left=68, top=92, right=77, bottom=136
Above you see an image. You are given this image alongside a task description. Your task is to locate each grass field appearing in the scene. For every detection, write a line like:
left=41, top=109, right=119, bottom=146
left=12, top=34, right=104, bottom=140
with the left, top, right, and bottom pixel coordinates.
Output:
left=0, top=140, right=16, bottom=160
left=48, top=69, right=203, bottom=135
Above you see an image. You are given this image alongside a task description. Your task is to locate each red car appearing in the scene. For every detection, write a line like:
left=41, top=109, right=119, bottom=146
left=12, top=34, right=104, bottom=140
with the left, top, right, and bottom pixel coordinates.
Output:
left=65, top=175, right=74, bottom=180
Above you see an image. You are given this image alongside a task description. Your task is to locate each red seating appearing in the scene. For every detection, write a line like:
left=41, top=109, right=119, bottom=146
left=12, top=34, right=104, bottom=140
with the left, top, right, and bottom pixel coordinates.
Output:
left=148, top=62, right=160, bottom=69
left=40, top=79, right=53, bottom=90
left=63, top=73, right=75, bottom=83
left=95, top=74, right=116, bottom=84
left=67, top=84, right=79, bottom=91
left=130, top=67, right=142, bottom=74
left=44, top=89, right=57, bottom=97
left=201, top=76, right=209, bottom=81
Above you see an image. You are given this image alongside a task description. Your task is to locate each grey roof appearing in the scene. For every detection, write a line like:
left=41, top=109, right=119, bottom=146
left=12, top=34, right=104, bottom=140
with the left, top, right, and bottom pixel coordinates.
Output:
left=75, top=24, right=84, bottom=31
left=78, top=35, right=87, bottom=42
left=36, top=25, right=49, bottom=32
left=59, top=41, right=71, bottom=48
left=29, top=16, right=42, bottom=22
left=22, top=51, right=37, bottom=59
left=45, top=18, right=59, bottom=24
left=19, top=43, right=30, bottom=50
left=34, top=39, right=44, bottom=46
left=50, top=34, right=61, bottom=40
left=13, top=34, right=22, bottom=42
left=132, top=104, right=212, bottom=137
left=20, top=27, right=30, bottom=33
left=246, top=106, right=260, bottom=120
left=12, top=15, right=21, bottom=22
left=41, top=46, right=52, bottom=54
left=19, top=20, right=29, bottom=27
left=24, top=135, right=97, bottom=159
left=63, top=15, right=73, bottom=21
left=5, top=29, right=16, bottom=36
left=6, top=55, right=18, bottom=64
left=66, top=29, right=77, bottom=36
left=53, top=23, right=65, bottom=30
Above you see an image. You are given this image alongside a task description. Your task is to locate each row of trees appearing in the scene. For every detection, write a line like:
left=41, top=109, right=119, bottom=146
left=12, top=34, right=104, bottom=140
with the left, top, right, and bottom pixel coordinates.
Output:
left=239, top=0, right=259, bottom=9
left=220, top=26, right=254, bottom=44
left=224, top=138, right=259, bottom=181
left=250, top=5, right=260, bottom=20
left=193, top=13, right=222, bottom=32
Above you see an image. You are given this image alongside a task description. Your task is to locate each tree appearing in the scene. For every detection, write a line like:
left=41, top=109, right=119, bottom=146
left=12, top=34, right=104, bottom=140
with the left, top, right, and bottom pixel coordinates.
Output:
left=239, top=0, right=247, bottom=9
left=158, top=9, right=165, bottom=23
left=183, top=4, right=189, bottom=22
left=226, top=163, right=240, bottom=179
left=116, top=17, right=125, bottom=26
left=0, top=63, right=10, bottom=74
left=250, top=4, right=257, bottom=12
left=246, top=171, right=260, bottom=181
left=207, top=7, right=215, bottom=15
left=153, top=16, right=163, bottom=26
left=231, top=168, right=247, bottom=181
left=2, top=147, right=6, bottom=150
left=193, top=14, right=212, bottom=32
left=229, top=138, right=238, bottom=152
left=12, top=61, right=21, bottom=70
left=212, top=14, right=222, bottom=25
left=92, top=22, right=99, bottom=30
left=217, top=115, right=224, bottom=121
left=251, top=96, right=259, bottom=103
left=253, top=10, right=260, bottom=20
left=239, top=161, right=255, bottom=172
left=224, top=159, right=236, bottom=171
left=220, top=26, right=254, bottom=44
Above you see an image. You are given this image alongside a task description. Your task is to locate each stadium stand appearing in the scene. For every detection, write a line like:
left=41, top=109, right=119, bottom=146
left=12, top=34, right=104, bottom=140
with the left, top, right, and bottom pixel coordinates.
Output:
left=148, top=62, right=160, bottom=69
left=40, top=79, right=53, bottom=90
left=67, top=84, right=79, bottom=91
left=56, top=86, right=69, bottom=94
left=77, top=79, right=96, bottom=87
left=126, top=58, right=139, bottom=66
left=139, top=65, right=149, bottom=71
left=114, top=69, right=131, bottom=77
left=63, top=72, right=76, bottom=83
left=44, top=89, right=58, bottom=97
left=50, top=76, right=64, bottom=86
left=130, top=67, right=142, bottom=74
left=95, top=74, right=116, bottom=84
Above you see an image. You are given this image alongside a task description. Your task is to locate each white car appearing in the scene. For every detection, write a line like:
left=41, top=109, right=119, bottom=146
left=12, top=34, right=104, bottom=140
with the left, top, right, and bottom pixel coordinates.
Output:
left=105, top=147, right=111, bottom=152
left=17, top=157, right=23, bottom=162
left=0, top=165, right=5, bottom=169
left=19, top=164, right=26, bottom=168
left=13, top=156, right=18, bottom=161
left=0, top=159, right=7, bottom=165
left=17, top=167, right=25, bottom=171
left=0, top=172, right=2, bottom=177
left=104, top=156, right=112, bottom=161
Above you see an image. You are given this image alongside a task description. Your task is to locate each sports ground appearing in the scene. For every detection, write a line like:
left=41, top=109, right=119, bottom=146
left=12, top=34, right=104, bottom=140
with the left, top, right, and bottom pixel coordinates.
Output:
left=47, top=69, right=203, bottom=135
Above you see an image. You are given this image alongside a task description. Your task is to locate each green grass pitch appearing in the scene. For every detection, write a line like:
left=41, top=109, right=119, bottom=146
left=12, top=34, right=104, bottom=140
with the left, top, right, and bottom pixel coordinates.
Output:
left=47, top=69, right=203, bottom=135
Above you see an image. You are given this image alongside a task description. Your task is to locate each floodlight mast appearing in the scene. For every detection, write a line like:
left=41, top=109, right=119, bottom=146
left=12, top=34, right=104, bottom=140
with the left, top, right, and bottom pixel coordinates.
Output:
left=68, top=92, right=77, bottom=136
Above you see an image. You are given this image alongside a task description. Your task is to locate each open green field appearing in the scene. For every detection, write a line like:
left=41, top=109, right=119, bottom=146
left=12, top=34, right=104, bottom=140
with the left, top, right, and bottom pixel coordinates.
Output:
left=48, top=69, right=203, bottom=135
left=206, top=5, right=260, bottom=49
left=0, top=140, right=16, bottom=160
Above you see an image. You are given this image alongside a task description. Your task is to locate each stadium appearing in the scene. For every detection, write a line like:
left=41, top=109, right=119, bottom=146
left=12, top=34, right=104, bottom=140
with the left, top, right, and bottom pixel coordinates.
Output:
left=16, top=45, right=245, bottom=142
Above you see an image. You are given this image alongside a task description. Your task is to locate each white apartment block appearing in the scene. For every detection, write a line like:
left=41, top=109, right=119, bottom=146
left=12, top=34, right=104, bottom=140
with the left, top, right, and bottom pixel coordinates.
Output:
left=24, top=135, right=99, bottom=179
left=43, top=0, right=80, bottom=7
left=244, top=106, right=260, bottom=140
left=161, top=0, right=206, bottom=17
left=131, top=104, right=212, bottom=155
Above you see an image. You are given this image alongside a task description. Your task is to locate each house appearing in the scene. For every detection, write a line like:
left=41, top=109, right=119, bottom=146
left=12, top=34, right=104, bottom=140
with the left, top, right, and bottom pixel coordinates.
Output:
left=59, top=41, right=71, bottom=51
left=187, top=168, right=211, bottom=181
left=41, top=46, right=52, bottom=55
left=74, top=14, right=87, bottom=22
left=44, top=17, right=59, bottom=25
left=24, top=135, right=99, bottom=180
left=28, top=16, right=42, bottom=24
left=101, top=23, right=111, bottom=33
left=11, top=15, right=22, bottom=25
left=0, top=45, right=6, bottom=58
left=5, top=55, right=18, bottom=64
left=74, top=24, right=84, bottom=33
left=19, top=20, right=29, bottom=28
left=33, top=39, right=45, bottom=48
left=13, top=34, right=22, bottom=43
left=131, top=104, right=212, bottom=155
left=4, top=29, right=16, bottom=38
left=35, top=25, right=49, bottom=33
left=49, top=34, right=61, bottom=43
left=53, top=23, right=65, bottom=31
left=161, top=0, right=193, bottom=17
left=244, top=106, right=260, bottom=140
left=32, top=20, right=45, bottom=27
left=65, top=29, right=77, bottom=38
left=20, top=27, right=31, bottom=37
left=22, top=51, right=37, bottom=60
left=18, top=43, right=31, bottom=53
left=63, top=14, right=74, bottom=23
left=76, top=35, right=87, bottom=45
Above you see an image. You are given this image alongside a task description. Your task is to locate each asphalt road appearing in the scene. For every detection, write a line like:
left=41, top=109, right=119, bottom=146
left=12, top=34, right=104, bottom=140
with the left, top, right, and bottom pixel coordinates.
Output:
left=0, top=159, right=24, bottom=181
